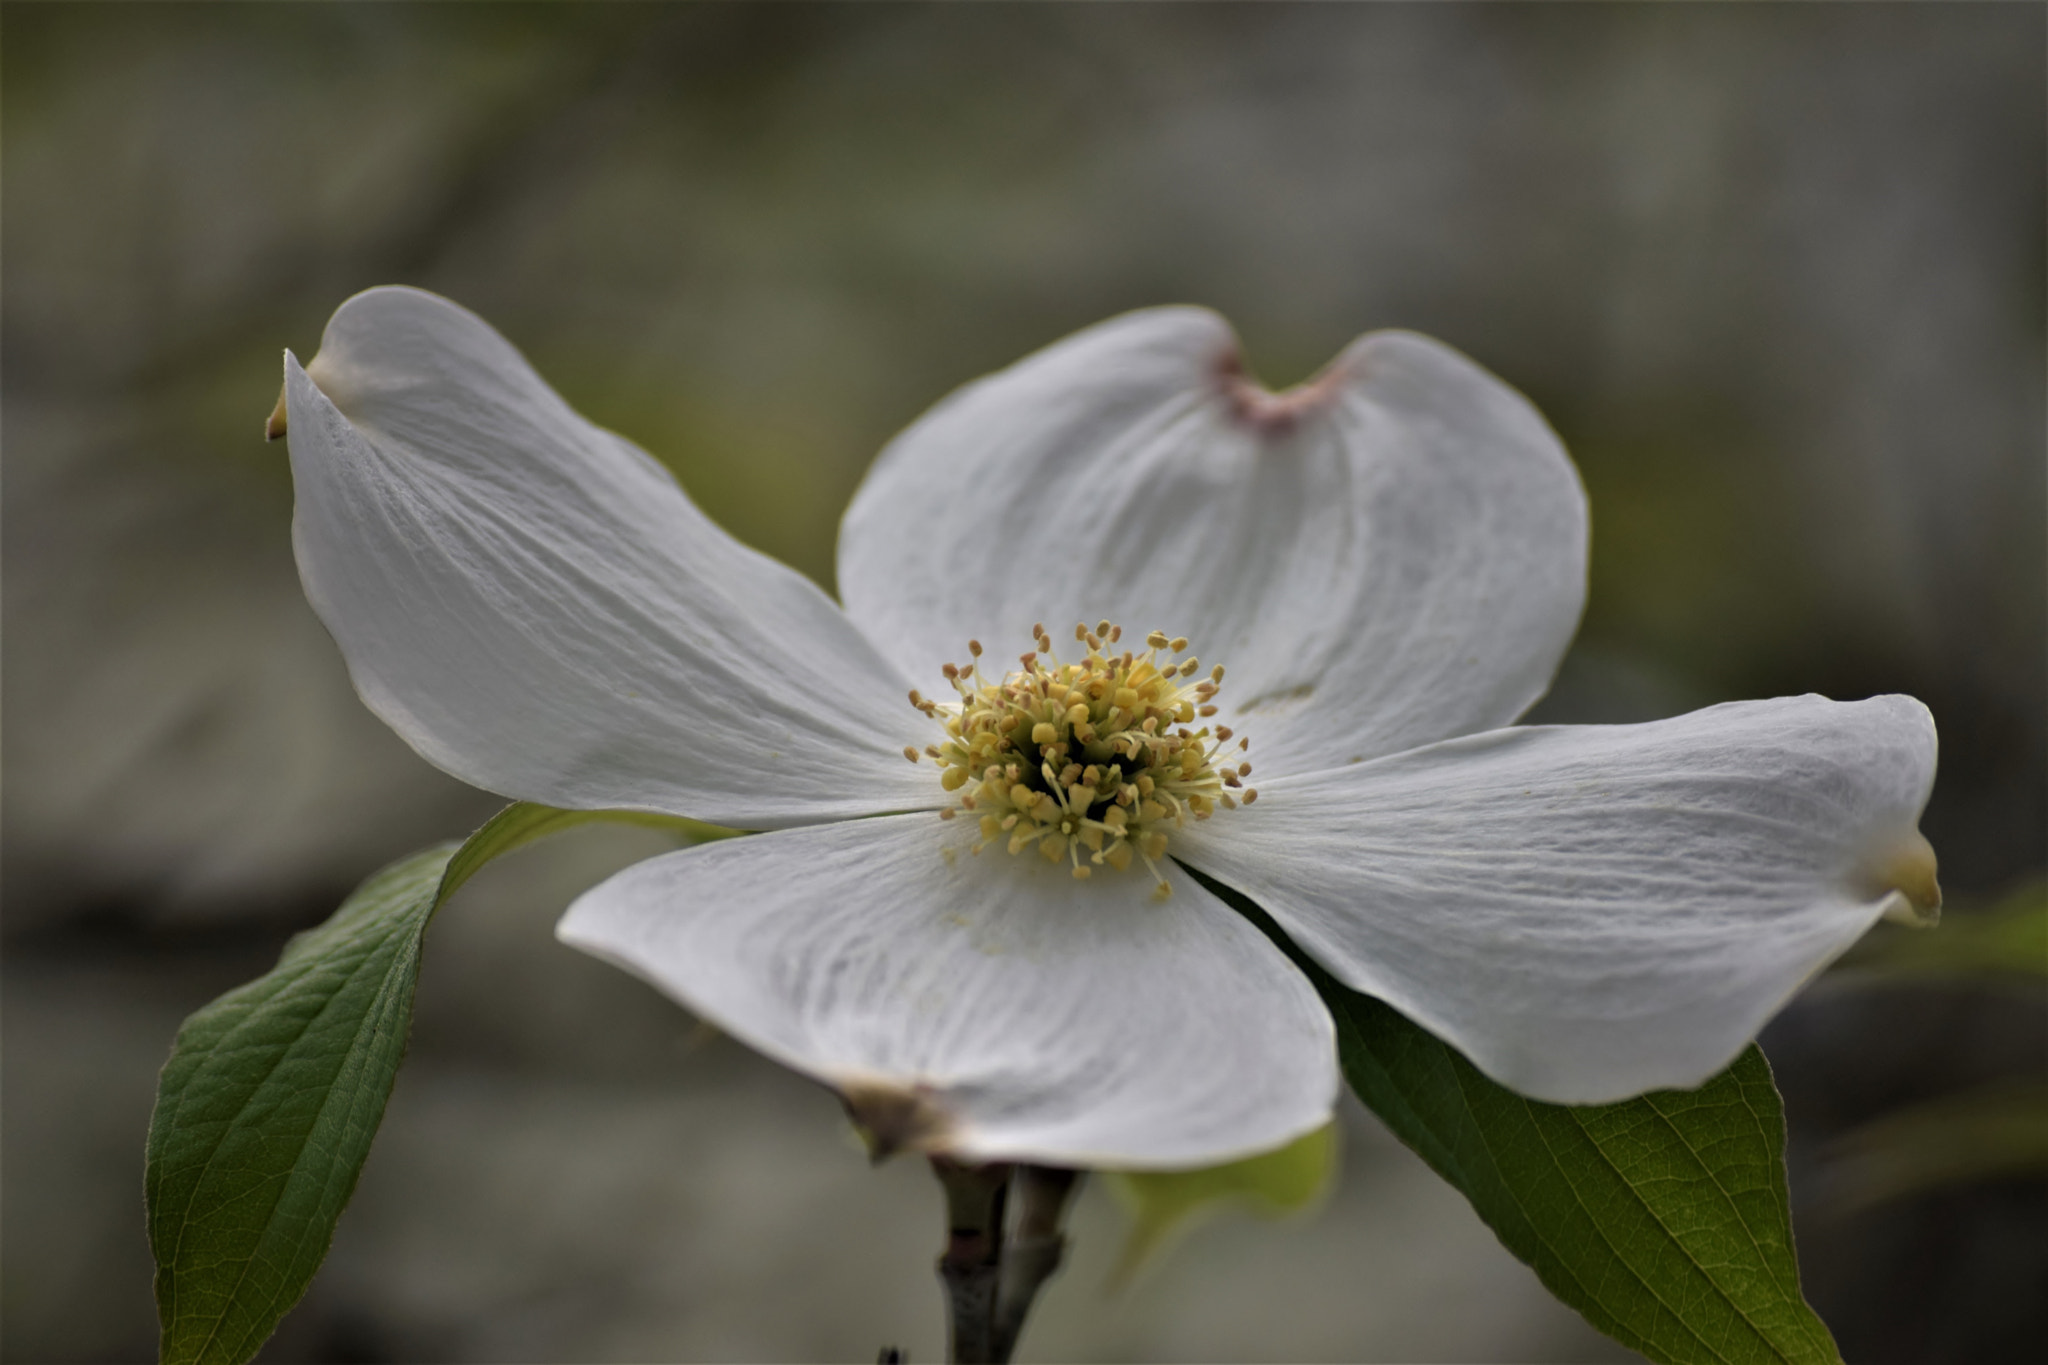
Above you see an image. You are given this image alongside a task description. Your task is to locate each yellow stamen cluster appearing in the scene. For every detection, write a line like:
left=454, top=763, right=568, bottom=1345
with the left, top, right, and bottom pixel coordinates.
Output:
left=905, top=622, right=1255, bottom=900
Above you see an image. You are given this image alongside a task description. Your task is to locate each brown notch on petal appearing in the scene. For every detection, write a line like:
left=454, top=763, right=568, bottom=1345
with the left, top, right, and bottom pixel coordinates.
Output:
left=842, top=1080, right=956, bottom=1163
left=1868, top=829, right=1943, bottom=928
left=265, top=380, right=289, bottom=441
left=1212, top=344, right=1352, bottom=438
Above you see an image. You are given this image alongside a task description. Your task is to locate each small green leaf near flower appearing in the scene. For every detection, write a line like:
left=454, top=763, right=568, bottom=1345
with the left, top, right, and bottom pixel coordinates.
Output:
left=144, top=803, right=717, bottom=1365
left=1200, top=869, right=1842, bottom=1365
left=1106, top=1122, right=1336, bottom=1284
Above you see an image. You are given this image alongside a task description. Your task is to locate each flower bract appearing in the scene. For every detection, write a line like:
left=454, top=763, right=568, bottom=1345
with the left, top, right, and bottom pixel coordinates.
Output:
left=280, top=287, right=1939, bottom=1168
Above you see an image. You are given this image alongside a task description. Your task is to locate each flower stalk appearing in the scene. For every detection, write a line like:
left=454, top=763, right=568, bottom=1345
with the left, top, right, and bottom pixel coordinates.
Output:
left=927, top=1159, right=1081, bottom=1364
left=992, top=1165, right=1081, bottom=1363
left=931, top=1158, right=1011, bottom=1364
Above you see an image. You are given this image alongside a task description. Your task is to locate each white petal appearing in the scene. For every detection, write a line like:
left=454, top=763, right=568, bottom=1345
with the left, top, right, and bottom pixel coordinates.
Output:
left=1177, top=695, right=1940, bottom=1104
left=285, top=287, right=935, bottom=827
left=557, top=813, right=1339, bottom=1168
left=837, top=308, right=1586, bottom=776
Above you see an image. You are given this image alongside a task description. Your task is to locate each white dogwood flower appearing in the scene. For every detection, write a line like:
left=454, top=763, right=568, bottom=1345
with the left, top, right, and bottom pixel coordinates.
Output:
left=280, top=287, right=1940, bottom=1169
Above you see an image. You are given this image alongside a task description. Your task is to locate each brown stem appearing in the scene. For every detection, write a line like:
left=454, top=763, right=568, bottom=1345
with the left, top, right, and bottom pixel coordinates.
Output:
left=930, top=1158, right=1012, bottom=1364
left=991, top=1165, right=1081, bottom=1364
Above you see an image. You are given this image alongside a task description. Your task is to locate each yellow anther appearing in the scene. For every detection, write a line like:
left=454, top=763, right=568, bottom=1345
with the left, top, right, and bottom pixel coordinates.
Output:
left=903, top=746, right=920, bottom=763
left=1169, top=636, right=1189, bottom=653
left=921, top=622, right=1242, bottom=896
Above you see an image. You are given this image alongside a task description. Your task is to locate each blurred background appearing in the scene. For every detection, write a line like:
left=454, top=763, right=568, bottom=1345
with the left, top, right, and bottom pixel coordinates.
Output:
left=4, top=4, right=2043, bottom=1362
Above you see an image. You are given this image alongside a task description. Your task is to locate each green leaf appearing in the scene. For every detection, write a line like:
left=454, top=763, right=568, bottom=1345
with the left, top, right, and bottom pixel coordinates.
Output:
left=1105, top=1122, right=1336, bottom=1283
left=145, top=802, right=723, bottom=1365
left=1192, top=867, right=1842, bottom=1365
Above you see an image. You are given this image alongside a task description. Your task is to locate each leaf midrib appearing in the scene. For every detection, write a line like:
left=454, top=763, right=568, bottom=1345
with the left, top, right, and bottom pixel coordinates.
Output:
left=178, top=923, right=420, bottom=1365
left=1343, top=987, right=1778, bottom=1365
left=1629, top=1084, right=1828, bottom=1360
left=1430, top=1021, right=1726, bottom=1365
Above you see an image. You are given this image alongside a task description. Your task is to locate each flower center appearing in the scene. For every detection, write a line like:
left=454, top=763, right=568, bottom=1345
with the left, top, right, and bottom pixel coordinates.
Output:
left=904, top=621, right=1254, bottom=900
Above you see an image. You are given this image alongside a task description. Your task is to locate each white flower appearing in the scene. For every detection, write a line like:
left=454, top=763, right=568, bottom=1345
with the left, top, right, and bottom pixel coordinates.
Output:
left=280, top=287, right=1940, bottom=1169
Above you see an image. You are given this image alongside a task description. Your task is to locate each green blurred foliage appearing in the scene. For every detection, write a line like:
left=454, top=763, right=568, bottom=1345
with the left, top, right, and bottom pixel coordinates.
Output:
left=1107, top=1124, right=1338, bottom=1286
left=1821, top=1083, right=2048, bottom=1219
left=1845, top=880, right=2048, bottom=980
left=1815, top=883, right=2048, bottom=1219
